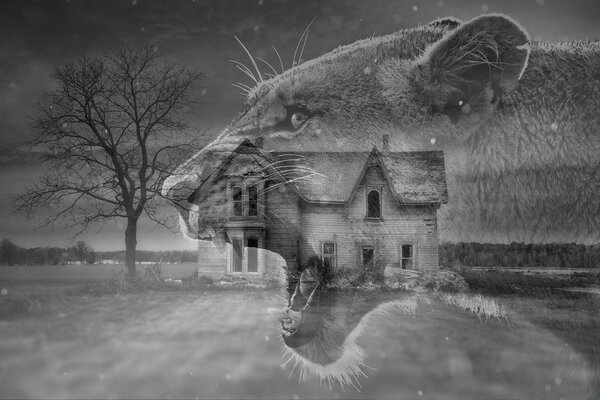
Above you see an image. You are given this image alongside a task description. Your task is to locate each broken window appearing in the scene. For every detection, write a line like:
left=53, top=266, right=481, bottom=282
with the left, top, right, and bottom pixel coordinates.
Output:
left=401, top=244, right=413, bottom=269
left=322, top=242, right=337, bottom=270
left=362, top=245, right=374, bottom=270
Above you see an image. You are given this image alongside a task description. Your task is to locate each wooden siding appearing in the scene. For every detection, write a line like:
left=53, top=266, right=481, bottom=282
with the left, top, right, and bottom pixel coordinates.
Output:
left=197, top=240, right=227, bottom=277
left=263, top=182, right=301, bottom=275
left=195, top=176, right=302, bottom=278
left=190, top=153, right=267, bottom=226
left=300, top=165, right=439, bottom=271
left=192, top=153, right=268, bottom=277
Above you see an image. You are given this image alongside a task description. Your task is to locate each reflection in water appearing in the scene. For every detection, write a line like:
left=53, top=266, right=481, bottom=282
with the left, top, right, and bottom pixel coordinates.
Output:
left=267, top=268, right=511, bottom=390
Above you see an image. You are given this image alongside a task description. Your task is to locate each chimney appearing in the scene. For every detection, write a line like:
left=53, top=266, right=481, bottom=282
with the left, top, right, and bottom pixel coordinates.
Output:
left=255, top=136, right=264, bottom=149
left=382, top=134, right=390, bottom=153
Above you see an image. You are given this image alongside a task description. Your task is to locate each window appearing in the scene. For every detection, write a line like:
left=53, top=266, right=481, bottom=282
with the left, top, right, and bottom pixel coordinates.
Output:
left=367, top=189, right=381, bottom=219
left=247, top=237, right=258, bottom=272
left=232, top=238, right=243, bottom=272
left=322, top=242, right=337, bottom=270
left=232, top=185, right=243, bottom=216
left=362, top=245, right=374, bottom=270
left=248, top=186, right=258, bottom=216
left=228, top=232, right=263, bottom=275
left=230, top=180, right=260, bottom=217
left=401, top=244, right=413, bottom=269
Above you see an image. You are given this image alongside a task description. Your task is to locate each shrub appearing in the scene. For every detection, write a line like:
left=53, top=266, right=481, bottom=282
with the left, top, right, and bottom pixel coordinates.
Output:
left=329, top=267, right=385, bottom=288
left=198, top=275, right=213, bottom=285
left=421, top=270, right=469, bottom=293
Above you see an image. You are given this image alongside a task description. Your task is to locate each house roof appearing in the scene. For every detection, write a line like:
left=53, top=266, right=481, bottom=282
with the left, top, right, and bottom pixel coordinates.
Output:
left=269, top=149, right=448, bottom=204
left=195, top=140, right=448, bottom=205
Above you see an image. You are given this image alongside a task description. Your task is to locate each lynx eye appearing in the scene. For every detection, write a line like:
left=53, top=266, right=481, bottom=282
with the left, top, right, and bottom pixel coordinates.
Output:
left=290, top=111, right=308, bottom=130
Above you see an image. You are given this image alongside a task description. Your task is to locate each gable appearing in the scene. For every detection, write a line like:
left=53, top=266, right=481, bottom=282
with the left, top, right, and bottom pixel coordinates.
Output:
left=220, top=153, right=266, bottom=178
left=191, top=141, right=307, bottom=203
left=361, top=164, right=388, bottom=186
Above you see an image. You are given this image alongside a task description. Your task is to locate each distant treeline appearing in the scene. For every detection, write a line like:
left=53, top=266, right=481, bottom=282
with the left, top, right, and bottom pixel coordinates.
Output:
left=440, top=242, right=600, bottom=268
left=95, top=250, right=197, bottom=264
left=4, top=238, right=600, bottom=268
left=0, top=238, right=196, bottom=266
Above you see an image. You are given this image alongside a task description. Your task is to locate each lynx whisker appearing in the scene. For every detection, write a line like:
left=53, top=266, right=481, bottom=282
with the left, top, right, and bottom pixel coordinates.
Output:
left=231, top=83, right=251, bottom=96
left=297, top=18, right=314, bottom=66
left=272, top=45, right=285, bottom=74
left=292, top=20, right=313, bottom=68
left=256, top=56, right=279, bottom=77
left=231, top=61, right=259, bottom=85
left=235, top=36, right=263, bottom=82
left=259, top=172, right=322, bottom=196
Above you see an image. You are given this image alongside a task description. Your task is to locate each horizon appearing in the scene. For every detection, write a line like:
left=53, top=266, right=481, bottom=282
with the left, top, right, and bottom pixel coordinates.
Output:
left=2, top=237, right=599, bottom=253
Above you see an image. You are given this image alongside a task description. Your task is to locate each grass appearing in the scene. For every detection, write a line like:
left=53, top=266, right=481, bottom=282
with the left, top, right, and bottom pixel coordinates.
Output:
left=0, top=262, right=599, bottom=398
left=1, top=285, right=598, bottom=398
left=0, top=264, right=279, bottom=320
left=455, top=267, right=600, bottom=295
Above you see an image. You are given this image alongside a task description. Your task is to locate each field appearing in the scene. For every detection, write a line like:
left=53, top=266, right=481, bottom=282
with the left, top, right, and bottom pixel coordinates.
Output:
left=0, top=266, right=599, bottom=399
left=0, top=263, right=198, bottom=295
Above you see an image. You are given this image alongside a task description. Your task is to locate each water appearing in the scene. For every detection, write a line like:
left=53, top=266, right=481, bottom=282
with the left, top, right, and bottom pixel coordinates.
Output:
left=0, top=287, right=597, bottom=399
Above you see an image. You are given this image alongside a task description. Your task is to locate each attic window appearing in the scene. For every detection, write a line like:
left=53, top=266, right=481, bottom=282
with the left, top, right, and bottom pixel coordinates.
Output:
left=367, top=189, right=381, bottom=219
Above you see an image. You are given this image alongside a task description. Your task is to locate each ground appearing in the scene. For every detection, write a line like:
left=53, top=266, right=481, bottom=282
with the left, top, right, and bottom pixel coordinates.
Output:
left=0, top=266, right=599, bottom=399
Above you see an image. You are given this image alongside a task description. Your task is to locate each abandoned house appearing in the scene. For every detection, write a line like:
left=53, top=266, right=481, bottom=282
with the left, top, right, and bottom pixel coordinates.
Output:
left=189, top=138, right=448, bottom=278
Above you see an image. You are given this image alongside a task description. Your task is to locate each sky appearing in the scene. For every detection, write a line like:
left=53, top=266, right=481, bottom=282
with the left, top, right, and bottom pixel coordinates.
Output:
left=1, top=0, right=599, bottom=251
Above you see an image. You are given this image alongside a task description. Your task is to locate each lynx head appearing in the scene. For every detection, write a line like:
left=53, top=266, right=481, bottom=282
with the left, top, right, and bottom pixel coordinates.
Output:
left=163, top=14, right=529, bottom=240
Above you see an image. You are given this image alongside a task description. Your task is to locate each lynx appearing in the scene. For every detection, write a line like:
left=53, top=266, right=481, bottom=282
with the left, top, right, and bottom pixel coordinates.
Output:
left=163, top=13, right=600, bottom=244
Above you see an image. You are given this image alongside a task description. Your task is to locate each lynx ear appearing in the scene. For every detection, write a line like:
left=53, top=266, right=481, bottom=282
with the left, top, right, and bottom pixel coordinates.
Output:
left=427, top=17, right=462, bottom=31
left=413, top=14, right=530, bottom=122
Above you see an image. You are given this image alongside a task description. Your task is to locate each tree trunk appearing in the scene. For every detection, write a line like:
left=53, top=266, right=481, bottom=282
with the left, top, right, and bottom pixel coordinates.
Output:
left=125, top=216, right=138, bottom=277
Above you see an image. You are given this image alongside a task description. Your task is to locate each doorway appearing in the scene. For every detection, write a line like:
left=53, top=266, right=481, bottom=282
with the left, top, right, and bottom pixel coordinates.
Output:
left=246, top=237, right=258, bottom=273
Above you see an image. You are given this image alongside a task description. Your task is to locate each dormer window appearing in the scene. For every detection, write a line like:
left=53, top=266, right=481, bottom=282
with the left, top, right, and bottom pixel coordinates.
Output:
left=367, top=188, right=382, bottom=219
left=229, top=178, right=261, bottom=218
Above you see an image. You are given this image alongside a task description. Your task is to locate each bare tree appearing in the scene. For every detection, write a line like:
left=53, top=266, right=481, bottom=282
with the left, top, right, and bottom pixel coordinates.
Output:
left=14, top=46, right=204, bottom=276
